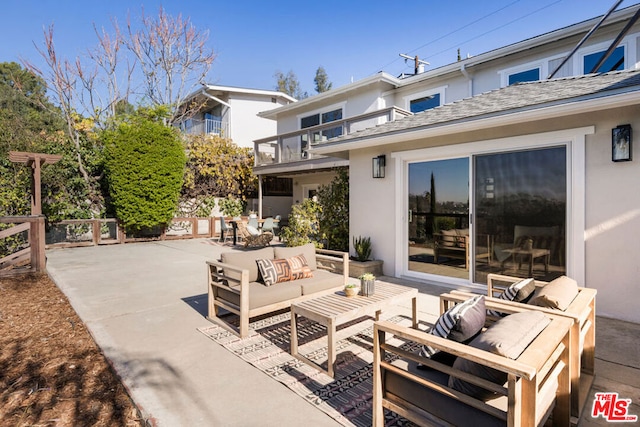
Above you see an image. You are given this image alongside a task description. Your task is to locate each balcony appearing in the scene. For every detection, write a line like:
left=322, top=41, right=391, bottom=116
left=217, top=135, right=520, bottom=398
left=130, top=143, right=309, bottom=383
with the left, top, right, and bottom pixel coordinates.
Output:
left=254, top=106, right=411, bottom=167
left=179, top=118, right=229, bottom=136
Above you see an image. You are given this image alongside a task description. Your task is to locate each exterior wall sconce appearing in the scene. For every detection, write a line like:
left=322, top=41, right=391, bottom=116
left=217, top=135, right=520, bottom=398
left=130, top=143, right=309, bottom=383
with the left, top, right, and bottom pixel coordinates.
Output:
left=372, top=155, right=386, bottom=178
left=612, top=124, right=632, bottom=162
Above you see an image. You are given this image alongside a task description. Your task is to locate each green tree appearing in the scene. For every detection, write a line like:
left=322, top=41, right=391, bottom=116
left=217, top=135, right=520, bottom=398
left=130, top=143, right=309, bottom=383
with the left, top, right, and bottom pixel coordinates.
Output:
left=102, top=107, right=186, bottom=231
left=314, top=66, right=332, bottom=93
left=0, top=62, right=92, bottom=220
left=316, top=168, right=349, bottom=251
left=274, top=70, right=308, bottom=100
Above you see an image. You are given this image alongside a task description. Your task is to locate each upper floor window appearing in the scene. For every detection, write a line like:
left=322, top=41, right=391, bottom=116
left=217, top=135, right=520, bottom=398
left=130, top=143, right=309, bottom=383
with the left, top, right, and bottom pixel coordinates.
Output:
left=508, top=68, right=540, bottom=85
left=583, top=45, right=625, bottom=74
left=300, top=107, right=343, bottom=145
left=410, top=94, right=441, bottom=113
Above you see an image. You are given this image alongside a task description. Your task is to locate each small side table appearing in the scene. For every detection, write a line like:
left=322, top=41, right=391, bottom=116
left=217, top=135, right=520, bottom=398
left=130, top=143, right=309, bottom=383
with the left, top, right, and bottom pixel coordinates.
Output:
left=504, top=248, right=550, bottom=276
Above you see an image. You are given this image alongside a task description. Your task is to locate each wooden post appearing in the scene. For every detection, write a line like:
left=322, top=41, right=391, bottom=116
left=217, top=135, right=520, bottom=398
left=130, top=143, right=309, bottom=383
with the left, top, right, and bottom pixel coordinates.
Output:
left=29, top=216, right=46, bottom=272
left=9, top=151, right=62, bottom=216
left=92, top=220, right=100, bottom=245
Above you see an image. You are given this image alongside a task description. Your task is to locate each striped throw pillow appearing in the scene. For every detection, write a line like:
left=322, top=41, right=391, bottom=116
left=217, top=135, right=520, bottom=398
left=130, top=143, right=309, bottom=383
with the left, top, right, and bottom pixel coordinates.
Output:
left=487, top=278, right=535, bottom=317
left=420, top=295, right=485, bottom=358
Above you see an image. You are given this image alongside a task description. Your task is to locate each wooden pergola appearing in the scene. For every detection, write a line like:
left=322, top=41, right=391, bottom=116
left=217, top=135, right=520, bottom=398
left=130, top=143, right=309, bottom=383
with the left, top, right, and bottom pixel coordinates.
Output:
left=0, top=151, right=62, bottom=273
left=9, top=151, right=62, bottom=215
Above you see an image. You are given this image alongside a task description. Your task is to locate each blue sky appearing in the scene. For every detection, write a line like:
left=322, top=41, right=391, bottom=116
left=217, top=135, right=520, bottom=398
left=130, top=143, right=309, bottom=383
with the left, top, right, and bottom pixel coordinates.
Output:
left=1, top=0, right=638, bottom=95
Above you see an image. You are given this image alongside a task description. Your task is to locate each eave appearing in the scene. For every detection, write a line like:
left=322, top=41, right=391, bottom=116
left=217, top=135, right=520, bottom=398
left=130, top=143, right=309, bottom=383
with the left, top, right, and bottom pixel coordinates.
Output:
left=310, top=89, right=640, bottom=156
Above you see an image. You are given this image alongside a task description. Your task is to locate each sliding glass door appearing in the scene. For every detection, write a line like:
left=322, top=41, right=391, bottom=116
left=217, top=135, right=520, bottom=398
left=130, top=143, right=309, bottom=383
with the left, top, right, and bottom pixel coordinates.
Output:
left=473, top=146, right=567, bottom=282
left=406, top=146, right=567, bottom=283
left=408, top=158, right=469, bottom=279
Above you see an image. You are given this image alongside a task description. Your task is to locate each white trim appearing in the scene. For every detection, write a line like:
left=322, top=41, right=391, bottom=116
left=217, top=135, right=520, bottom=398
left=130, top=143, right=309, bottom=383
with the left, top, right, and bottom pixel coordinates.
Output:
left=302, top=184, right=320, bottom=200
left=392, top=126, right=593, bottom=286
left=499, top=60, right=544, bottom=87
left=576, top=36, right=634, bottom=74
left=402, top=86, right=447, bottom=111
left=296, top=101, right=347, bottom=126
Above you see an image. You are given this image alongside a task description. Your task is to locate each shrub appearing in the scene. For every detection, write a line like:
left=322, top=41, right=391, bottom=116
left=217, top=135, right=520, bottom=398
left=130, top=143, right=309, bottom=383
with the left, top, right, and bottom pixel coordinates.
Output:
left=280, top=198, right=323, bottom=248
left=102, top=109, right=185, bottom=231
left=316, top=168, right=349, bottom=251
left=218, top=196, right=244, bottom=217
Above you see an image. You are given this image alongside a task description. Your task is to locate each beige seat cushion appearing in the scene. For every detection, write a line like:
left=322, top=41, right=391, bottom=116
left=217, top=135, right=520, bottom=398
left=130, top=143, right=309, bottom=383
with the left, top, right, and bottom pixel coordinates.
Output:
left=298, top=269, right=343, bottom=295
left=529, top=275, right=579, bottom=311
left=449, top=311, right=550, bottom=400
left=218, top=280, right=302, bottom=310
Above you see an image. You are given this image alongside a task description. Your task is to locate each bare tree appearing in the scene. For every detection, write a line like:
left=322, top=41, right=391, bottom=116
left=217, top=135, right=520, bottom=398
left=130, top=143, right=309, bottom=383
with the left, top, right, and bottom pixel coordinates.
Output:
left=124, top=7, right=216, bottom=124
left=24, top=7, right=217, bottom=214
left=25, top=26, right=95, bottom=192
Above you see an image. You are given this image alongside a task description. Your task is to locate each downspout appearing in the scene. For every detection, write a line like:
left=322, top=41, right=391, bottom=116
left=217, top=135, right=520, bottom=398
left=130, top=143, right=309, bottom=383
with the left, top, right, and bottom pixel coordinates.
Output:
left=460, top=63, right=473, bottom=97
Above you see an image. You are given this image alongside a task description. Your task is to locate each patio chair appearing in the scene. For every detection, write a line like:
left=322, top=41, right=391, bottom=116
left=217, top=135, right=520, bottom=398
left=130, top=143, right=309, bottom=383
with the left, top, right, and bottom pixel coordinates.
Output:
left=236, top=221, right=273, bottom=248
left=261, top=217, right=275, bottom=233
left=218, top=217, right=233, bottom=243
left=248, top=217, right=259, bottom=230
left=441, top=273, right=596, bottom=422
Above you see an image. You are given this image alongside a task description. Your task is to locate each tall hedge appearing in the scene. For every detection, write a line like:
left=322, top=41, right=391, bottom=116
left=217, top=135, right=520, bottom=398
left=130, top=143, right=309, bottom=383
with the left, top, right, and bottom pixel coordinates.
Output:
left=103, top=114, right=186, bottom=231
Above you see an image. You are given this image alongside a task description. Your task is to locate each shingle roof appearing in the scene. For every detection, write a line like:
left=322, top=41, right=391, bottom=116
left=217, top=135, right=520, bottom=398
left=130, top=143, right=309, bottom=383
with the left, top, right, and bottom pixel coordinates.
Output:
left=328, top=70, right=640, bottom=143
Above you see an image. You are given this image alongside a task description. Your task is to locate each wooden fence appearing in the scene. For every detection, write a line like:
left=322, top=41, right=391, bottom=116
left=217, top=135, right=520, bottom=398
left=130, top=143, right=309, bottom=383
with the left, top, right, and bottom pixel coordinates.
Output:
left=44, top=217, right=220, bottom=248
left=1, top=216, right=224, bottom=275
left=0, top=216, right=46, bottom=276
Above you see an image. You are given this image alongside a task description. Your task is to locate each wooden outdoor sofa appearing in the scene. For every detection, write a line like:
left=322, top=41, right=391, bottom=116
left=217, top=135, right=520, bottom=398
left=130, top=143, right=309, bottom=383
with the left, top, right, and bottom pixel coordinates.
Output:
left=373, top=295, right=573, bottom=427
left=441, top=273, right=596, bottom=423
left=207, top=243, right=349, bottom=337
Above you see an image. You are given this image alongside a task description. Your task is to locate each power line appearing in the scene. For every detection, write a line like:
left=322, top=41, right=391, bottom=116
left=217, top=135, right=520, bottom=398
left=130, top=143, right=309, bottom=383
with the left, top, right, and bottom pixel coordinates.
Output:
left=374, top=0, right=525, bottom=73
left=409, top=0, right=524, bottom=55
left=422, top=0, right=564, bottom=63
left=374, top=0, right=565, bottom=75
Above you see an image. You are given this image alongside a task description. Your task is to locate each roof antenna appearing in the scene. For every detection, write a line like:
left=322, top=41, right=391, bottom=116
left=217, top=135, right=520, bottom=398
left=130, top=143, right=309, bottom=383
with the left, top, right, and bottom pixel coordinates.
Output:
left=399, top=53, right=430, bottom=74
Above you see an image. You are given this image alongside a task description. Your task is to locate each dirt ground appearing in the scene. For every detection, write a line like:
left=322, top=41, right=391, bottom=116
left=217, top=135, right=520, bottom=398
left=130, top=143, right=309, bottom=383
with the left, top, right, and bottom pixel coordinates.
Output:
left=0, top=272, right=145, bottom=427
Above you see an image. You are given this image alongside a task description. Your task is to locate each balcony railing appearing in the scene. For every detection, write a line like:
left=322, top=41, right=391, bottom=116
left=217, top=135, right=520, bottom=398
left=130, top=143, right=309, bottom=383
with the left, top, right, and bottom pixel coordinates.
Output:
left=179, top=118, right=229, bottom=136
left=254, top=106, right=411, bottom=166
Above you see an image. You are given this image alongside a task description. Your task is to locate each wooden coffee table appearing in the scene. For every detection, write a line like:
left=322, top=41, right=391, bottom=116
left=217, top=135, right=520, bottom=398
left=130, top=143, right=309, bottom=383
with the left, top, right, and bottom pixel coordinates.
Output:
left=290, top=281, right=418, bottom=378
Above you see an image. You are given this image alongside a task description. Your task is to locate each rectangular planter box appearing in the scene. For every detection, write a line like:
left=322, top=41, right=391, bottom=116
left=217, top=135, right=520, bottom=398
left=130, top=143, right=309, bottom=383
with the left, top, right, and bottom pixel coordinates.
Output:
left=349, top=259, right=383, bottom=278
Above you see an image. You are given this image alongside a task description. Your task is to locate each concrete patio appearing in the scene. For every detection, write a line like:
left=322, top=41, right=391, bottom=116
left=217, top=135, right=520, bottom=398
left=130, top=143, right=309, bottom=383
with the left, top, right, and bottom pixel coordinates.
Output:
left=45, top=238, right=640, bottom=426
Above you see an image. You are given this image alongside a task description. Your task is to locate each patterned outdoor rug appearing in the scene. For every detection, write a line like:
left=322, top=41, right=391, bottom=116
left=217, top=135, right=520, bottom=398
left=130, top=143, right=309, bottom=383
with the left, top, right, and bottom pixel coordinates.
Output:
left=197, top=311, right=420, bottom=427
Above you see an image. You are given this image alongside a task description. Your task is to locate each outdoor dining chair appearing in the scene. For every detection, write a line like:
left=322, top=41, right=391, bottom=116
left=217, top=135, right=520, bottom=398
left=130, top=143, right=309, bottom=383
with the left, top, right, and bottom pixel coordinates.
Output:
left=218, top=217, right=233, bottom=243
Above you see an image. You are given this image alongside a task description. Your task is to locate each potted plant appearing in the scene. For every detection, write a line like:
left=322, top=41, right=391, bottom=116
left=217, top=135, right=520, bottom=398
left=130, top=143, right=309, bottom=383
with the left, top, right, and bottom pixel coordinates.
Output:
left=349, top=236, right=384, bottom=278
left=359, top=273, right=376, bottom=296
left=344, top=283, right=359, bottom=297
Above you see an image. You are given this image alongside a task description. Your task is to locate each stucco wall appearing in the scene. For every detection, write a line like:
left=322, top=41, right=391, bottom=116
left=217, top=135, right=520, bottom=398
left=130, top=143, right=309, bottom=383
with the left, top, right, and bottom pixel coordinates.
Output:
left=291, top=172, right=338, bottom=205
left=228, top=94, right=279, bottom=148
left=348, top=106, right=640, bottom=323
left=349, top=148, right=396, bottom=268
left=584, top=108, right=640, bottom=323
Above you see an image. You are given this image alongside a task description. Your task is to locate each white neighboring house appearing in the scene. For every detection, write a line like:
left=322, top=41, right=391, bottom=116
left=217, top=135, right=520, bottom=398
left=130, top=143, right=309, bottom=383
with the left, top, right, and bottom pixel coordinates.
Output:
left=176, top=85, right=297, bottom=218
left=255, top=4, right=640, bottom=323
left=179, top=85, right=296, bottom=148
